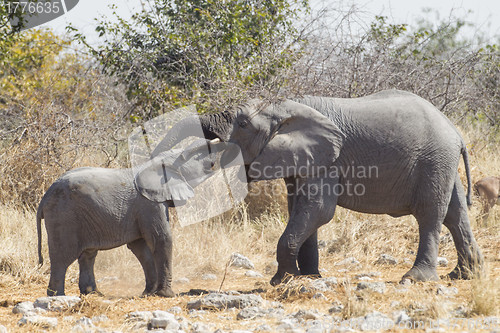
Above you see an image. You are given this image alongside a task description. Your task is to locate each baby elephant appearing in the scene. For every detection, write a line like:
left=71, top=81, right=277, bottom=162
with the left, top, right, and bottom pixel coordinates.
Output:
left=37, top=139, right=225, bottom=297
left=474, top=176, right=500, bottom=223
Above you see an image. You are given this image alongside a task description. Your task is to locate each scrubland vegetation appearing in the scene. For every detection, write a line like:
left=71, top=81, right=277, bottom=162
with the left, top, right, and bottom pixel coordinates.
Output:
left=0, top=0, right=498, bottom=331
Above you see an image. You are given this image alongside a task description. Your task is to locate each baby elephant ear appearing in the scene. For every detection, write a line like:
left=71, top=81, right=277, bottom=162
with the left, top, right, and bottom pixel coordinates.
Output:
left=248, top=100, right=344, bottom=180
left=134, top=155, right=195, bottom=202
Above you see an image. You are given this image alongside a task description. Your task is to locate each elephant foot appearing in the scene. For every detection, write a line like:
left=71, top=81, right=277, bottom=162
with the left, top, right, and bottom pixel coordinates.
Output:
left=448, top=249, right=484, bottom=280
left=154, top=287, right=175, bottom=297
left=270, top=271, right=298, bottom=286
left=80, top=289, right=103, bottom=297
left=401, top=266, right=439, bottom=283
left=301, top=273, right=322, bottom=279
left=141, top=290, right=155, bottom=297
left=270, top=274, right=282, bottom=286
left=446, top=265, right=481, bottom=280
left=47, top=288, right=64, bottom=296
left=141, top=284, right=159, bottom=297
left=80, top=285, right=102, bottom=296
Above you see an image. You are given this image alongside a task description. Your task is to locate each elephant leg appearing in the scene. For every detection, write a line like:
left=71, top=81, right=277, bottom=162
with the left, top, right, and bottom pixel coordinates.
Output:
left=271, top=177, right=337, bottom=286
left=444, top=176, right=483, bottom=279
left=150, top=236, right=174, bottom=297
left=78, top=249, right=99, bottom=295
left=47, top=237, right=78, bottom=296
left=403, top=205, right=448, bottom=282
left=47, top=261, right=70, bottom=296
left=298, top=231, right=320, bottom=276
left=141, top=204, right=174, bottom=297
left=285, top=177, right=321, bottom=277
left=127, top=238, right=157, bottom=295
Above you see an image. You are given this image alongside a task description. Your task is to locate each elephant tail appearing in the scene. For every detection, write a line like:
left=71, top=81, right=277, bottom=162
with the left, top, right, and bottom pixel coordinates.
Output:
left=36, top=203, right=44, bottom=266
left=462, top=145, right=472, bottom=207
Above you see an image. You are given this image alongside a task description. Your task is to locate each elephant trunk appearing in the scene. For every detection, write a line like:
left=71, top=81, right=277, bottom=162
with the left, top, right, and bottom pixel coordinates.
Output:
left=151, top=111, right=235, bottom=157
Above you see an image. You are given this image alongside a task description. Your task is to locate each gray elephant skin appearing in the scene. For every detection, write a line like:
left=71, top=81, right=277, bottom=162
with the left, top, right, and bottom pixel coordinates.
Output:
left=37, top=139, right=224, bottom=297
left=154, top=89, right=483, bottom=285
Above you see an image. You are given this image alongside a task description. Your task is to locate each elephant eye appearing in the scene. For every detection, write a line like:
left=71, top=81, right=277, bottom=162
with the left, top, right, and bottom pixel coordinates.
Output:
left=238, top=119, right=249, bottom=128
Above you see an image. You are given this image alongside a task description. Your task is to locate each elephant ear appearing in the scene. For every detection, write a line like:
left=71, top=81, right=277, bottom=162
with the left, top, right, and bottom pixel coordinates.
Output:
left=247, top=100, right=344, bottom=180
left=134, top=154, right=194, bottom=202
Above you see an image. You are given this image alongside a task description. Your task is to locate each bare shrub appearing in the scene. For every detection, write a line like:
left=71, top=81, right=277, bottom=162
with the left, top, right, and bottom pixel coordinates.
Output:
left=0, top=69, right=132, bottom=208
left=289, top=6, right=499, bottom=136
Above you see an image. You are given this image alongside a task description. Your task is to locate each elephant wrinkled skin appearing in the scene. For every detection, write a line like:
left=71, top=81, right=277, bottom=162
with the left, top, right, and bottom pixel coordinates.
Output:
left=154, top=89, right=483, bottom=285
left=37, top=139, right=224, bottom=297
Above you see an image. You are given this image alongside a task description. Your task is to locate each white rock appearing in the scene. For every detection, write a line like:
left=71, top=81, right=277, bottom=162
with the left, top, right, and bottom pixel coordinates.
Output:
left=18, top=314, right=58, bottom=329
left=12, top=301, right=35, bottom=314
left=152, top=310, right=174, bottom=319
left=201, top=273, right=217, bottom=280
left=71, top=324, right=93, bottom=333
left=236, top=306, right=284, bottom=320
left=361, top=312, right=395, bottom=331
left=394, top=311, right=411, bottom=324
left=342, top=312, right=394, bottom=331
left=74, top=317, right=95, bottom=327
left=229, top=253, right=255, bottom=269
left=126, top=310, right=153, bottom=322
left=320, top=277, right=338, bottom=287
left=244, top=270, right=263, bottom=278
left=294, top=309, right=321, bottom=320
left=254, top=324, right=272, bottom=331
left=0, top=324, right=7, bottom=333
left=187, top=293, right=263, bottom=310
left=436, top=285, right=458, bottom=296
left=306, top=319, right=334, bottom=333
left=33, top=296, right=81, bottom=312
left=374, top=254, right=398, bottom=265
left=335, top=257, right=360, bottom=266
left=277, top=318, right=299, bottom=330
left=175, top=277, right=190, bottom=284
left=356, top=281, right=387, bottom=294
left=190, top=321, right=214, bottom=333
left=437, top=257, right=449, bottom=266
left=304, top=277, right=338, bottom=293
left=91, top=314, right=109, bottom=323
left=167, top=306, right=182, bottom=314
left=149, top=310, right=179, bottom=330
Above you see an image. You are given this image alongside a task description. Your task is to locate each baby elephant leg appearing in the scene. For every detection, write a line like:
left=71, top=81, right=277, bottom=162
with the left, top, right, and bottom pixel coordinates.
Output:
left=127, top=238, right=158, bottom=295
left=78, top=249, right=100, bottom=295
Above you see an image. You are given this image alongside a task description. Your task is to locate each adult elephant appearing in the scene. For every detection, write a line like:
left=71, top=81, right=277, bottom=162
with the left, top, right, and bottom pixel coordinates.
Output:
left=153, top=90, right=483, bottom=285
left=38, top=139, right=226, bottom=297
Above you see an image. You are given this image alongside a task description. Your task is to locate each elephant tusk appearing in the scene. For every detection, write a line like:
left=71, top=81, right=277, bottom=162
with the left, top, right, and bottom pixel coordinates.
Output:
left=209, top=138, right=221, bottom=144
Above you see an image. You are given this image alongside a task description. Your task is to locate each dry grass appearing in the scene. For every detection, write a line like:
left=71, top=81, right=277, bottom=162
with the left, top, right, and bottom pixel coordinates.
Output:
left=0, top=128, right=498, bottom=332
